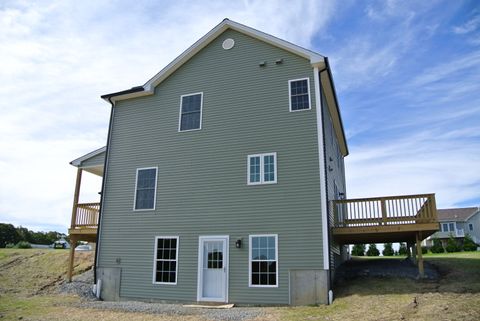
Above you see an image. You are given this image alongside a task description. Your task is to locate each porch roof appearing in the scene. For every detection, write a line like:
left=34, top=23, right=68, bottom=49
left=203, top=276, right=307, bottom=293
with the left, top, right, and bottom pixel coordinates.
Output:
left=70, top=146, right=105, bottom=176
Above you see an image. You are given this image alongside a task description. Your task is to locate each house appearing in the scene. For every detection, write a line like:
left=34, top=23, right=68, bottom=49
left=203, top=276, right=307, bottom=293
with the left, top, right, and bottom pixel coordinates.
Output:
left=67, top=19, right=439, bottom=305
left=425, top=207, right=480, bottom=247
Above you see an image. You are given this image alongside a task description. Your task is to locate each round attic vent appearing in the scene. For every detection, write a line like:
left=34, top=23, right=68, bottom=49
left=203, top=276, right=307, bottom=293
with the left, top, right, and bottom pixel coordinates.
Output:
left=222, top=38, right=235, bottom=50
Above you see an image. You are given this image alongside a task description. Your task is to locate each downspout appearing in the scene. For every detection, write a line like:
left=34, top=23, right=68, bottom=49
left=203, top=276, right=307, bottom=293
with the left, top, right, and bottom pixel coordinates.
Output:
left=94, top=97, right=115, bottom=284
left=313, top=62, right=331, bottom=303
left=317, top=65, right=333, bottom=291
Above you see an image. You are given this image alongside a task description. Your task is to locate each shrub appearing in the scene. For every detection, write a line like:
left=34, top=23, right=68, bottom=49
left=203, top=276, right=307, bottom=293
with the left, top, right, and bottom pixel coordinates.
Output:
left=351, top=244, right=366, bottom=256
left=430, top=237, right=444, bottom=253
left=463, top=234, right=478, bottom=251
left=421, top=246, right=428, bottom=254
left=398, top=243, right=408, bottom=256
left=5, top=243, right=15, bottom=248
left=446, top=234, right=460, bottom=253
left=16, top=241, right=31, bottom=249
left=366, top=244, right=380, bottom=256
left=382, top=243, right=394, bottom=256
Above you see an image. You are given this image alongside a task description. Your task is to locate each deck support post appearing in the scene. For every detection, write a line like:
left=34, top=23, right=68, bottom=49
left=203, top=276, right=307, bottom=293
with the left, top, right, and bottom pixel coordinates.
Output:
left=416, top=232, right=424, bottom=278
left=411, top=242, right=417, bottom=265
left=67, top=235, right=77, bottom=282
left=71, top=168, right=83, bottom=229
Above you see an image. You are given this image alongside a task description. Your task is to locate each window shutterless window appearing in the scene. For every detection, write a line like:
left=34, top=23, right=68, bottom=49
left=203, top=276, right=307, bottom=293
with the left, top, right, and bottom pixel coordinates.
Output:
left=179, top=92, right=203, bottom=131
left=288, top=78, right=311, bottom=111
left=134, top=167, right=158, bottom=210
left=153, top=236, right=179, bottom=284
left=247, top=153, right=277, bottom=185
left=249, top=235, right=278, bottom=287
left=469, top=223, right=474, bottom=231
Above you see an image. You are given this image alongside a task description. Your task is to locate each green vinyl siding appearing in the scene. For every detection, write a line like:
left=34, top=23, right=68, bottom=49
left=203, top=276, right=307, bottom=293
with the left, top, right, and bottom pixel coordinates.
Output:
left=321, top=87, right=347, bottom=269
left=98, top=29, right=324, bottom=304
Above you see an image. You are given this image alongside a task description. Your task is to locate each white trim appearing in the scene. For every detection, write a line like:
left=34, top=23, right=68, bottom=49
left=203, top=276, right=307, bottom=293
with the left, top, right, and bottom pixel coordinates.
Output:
left=133, top=167, right=158, bottom=211
left=248, top=234, right=279, bottom=288
left=178, top=92, right=204, bottom=132
left=70, top=146, right=106, bottom=167
left=314, top=67, right=330, bottom=270
left=197, top=235, right=230, bottom=302
left=247, top=152, right=277, bottom=185
left=288, top=78, right=312, bottom=112
left=152, top=236, right=179, bottom=285
left=103, top=19, right=324, bottom=103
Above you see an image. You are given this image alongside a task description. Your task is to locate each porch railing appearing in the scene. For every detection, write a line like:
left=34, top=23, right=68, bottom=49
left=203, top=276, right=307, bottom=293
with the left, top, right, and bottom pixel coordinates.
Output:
left=332, top=194, right=437, bottom=228
left=71, top=202, right=100, bottom=228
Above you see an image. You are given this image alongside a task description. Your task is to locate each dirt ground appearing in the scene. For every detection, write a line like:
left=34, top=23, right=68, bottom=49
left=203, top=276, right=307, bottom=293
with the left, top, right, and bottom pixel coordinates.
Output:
left=1, top=249, right=479, bottom=321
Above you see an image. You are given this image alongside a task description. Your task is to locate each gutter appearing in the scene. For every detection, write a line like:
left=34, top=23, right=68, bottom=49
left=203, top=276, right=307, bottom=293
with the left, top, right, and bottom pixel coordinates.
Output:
left=93, top=97, right=115, bottom=284
left=101, top=86, right=144, bottom=100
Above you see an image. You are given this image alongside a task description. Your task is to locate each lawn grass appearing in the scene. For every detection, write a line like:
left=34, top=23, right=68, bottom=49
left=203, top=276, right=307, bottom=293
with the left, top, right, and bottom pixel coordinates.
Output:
left=1, top=249, right=479, bottom=320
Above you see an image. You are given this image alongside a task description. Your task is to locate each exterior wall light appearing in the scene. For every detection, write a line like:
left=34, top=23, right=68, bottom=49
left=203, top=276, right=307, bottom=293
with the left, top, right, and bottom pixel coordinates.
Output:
left=235, top=239, right=242, bottom=248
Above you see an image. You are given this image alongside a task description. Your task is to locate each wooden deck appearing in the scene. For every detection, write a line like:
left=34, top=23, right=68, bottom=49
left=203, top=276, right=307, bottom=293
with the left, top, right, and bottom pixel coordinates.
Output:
left=332, top=194, right=439, bottom=244
left=68, top=202, right=99, bottom=241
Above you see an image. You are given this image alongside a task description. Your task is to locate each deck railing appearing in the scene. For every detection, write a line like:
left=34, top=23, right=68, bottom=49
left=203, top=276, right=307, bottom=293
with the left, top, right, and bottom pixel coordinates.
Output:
left=332, top=194, right=437, bottom=228
left=71, top=202, right=100, bottom=228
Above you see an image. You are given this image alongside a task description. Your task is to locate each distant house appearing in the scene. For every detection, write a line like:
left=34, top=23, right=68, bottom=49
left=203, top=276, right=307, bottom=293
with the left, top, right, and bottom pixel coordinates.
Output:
left=425, top=207, right=480, bottom=246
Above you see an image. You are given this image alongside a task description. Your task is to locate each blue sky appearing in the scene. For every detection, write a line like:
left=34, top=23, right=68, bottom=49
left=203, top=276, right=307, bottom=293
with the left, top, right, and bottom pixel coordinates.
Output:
left=0, top=0, right=479, bottom=234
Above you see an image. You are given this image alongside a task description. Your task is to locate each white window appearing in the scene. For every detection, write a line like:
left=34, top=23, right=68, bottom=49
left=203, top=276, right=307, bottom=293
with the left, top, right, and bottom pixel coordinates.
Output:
left=153, top=236, right=179, bottom=284
left=134, top=167, right=158, bottom=210
left=247, top=153, right=277, bottom=185
left=288, top=78, right=311, bottom=111
left=179, top=92, right=203, bottom=131
left=441, top=222, right=456, bottom=233
left=469, top=223, right=474, bottom=231
left=249, top=235, right=278, bottom=287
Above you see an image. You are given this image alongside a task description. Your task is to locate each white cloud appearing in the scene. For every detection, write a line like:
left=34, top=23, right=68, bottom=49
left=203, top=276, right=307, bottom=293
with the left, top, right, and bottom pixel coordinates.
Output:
left=0, top=0, right=336, bottom=232
left=453, top=13, right=480, bottom=34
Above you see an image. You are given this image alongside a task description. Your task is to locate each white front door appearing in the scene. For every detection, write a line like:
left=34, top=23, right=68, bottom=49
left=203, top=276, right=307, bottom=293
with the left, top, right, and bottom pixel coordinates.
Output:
left=197, top=236, right=229, bottom=302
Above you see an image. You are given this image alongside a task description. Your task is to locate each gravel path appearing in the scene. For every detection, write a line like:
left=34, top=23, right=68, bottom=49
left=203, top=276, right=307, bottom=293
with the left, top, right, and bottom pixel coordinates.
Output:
left=57, top=269, right=265, bottom=320
left=79, top=301, right=265, bottom=321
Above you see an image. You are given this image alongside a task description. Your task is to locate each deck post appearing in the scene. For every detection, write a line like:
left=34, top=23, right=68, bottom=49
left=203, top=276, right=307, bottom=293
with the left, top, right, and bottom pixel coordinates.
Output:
left=411, top=242, right=417, bottom=265
left=416, top=232, right=424, bottom=278
left=67, top=235, right=77, bottom=282
left=71, top=168, right=83, bottom=228
left=380, top=199, right=387, bottom=225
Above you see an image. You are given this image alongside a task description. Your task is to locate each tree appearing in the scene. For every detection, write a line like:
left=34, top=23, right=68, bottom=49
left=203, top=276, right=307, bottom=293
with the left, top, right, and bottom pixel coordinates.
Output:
left=351, top=244, right=366, bottom=256
left=382, top=243, right=394, bottom=256
left=463, top=234, right=478, bottom=251
left=0, top=223, right=20, bottom=248
left=430, top=237, right=444, bottom=253
left=398, top=243, right=408, bottom=256
left=446, top=234, right=460, bottom=252
left=366, top=244, right=380, bottom=256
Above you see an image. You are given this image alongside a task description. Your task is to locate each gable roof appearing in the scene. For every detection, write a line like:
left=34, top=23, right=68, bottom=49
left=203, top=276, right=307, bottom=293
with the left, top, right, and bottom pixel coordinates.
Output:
left=100, top=18, right=348, bottom=156
left=437, top=207, right=480, bottom=222
left=101, top=18, right=325, bottom=102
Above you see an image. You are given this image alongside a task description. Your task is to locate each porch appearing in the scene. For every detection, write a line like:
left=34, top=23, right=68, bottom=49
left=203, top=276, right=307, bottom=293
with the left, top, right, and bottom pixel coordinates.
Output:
left=331, top=194, right=439, bottom=277
left=67, top=147, right=105, bottom=281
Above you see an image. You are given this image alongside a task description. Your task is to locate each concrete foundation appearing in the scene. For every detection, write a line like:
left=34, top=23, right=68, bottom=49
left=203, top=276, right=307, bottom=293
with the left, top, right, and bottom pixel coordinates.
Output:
left=289, top=269, right=329, bottom=305
left=97, top=267, right=121, bottom=301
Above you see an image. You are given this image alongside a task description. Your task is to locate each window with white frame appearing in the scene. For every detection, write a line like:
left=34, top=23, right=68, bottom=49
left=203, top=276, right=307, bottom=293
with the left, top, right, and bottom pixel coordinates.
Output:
left=247, top=153, right=277, bottom=185
left=249, top=235, right=278, bottom=287
left=288, top=78, right=310, bottom=111
left=441, top=222, right=456, bottom=233
left=134, top=167, right=157, bottom=210
left=469, top=223, right=474, bottom=231
left=179, top=92, right=203, bottom=131
left=153, top=237, right=178, bottom=284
